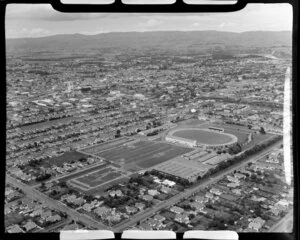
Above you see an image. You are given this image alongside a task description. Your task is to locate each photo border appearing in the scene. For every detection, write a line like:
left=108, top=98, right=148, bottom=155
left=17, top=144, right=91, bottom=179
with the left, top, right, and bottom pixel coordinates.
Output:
left=1, top=1, right=298, bottom=240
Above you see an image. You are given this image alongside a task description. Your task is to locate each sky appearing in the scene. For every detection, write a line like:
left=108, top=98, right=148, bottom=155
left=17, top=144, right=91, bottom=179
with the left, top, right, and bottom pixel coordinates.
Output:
left=5, top=2, right=293, bottom=39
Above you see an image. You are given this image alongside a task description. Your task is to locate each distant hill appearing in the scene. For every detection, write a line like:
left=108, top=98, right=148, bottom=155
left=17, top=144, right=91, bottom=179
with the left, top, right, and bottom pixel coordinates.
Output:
left=6, top=31, right=292, bottom=56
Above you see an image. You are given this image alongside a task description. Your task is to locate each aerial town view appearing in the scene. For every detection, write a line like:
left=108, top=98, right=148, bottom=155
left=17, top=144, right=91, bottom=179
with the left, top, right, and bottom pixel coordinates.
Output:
left=5, top=3, right=293, bottom=234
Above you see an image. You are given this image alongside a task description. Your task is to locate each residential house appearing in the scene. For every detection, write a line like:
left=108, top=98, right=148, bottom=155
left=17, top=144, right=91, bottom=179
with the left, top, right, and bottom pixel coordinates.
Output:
left=240, top=169, right=252, bottom=176
left=227, top=176, right=240, bottom=183
left=190, top=202, right=205, bottom=212
left=23, top=221, right=38, bottom=232
left=82, top=203, right=94, bottom=212
left=210, top=187, right=222, bottom=195
left=29, top=208, right=44, bottom=217
left=147, top=219, right=164, bottom=230
left=248, top=222, right=262, bottom=231
left=227, top=182, right=240, bottom=188
left=6, top=224, right=24, bottom=233
left=270, top=207, right=281, bottom=216
left=105, top=213, right=121, bottom=223
left=135, top=202, right=145, bottom=211
left=194, top=195, right=206, bottom=203
left=153, top=178, right=162, bottom=184
left=175, top=213, right=189, bottom=224
left=4, top=206, right=11, bottom=215
left=126, top=206, right=138, bottom=215
left=47, top=214, right=61, bottom=223
left=6, top=191, right=23, bottom=202
left=40, top=210, right=52, bottom=221
left=142, top=194, right=153, bottom=201
left=205, top=192, right=214, bottom=199
left=170, top=206, right=184, bottom=214
left=251, top=195, right=266, bottom=202
left=153, top=214, right=166, bottom=223
left=275, top=199, right=289, bottom=211
left=148, top=189, right=159, bottom=196
left=234, top=173, right=247, bottom=180
left=219, top=194, right=239, bottom=202
left=139, top=222, right=152, bottom=230
left=160, top=186, right=172, bottom=194
left=232, top=189, right=242, bottom=195
left=248, top=217, right=266, bottom=231
left=94, top=206, right=110, bottom=218
left=71, top=198, right=86, bottom=207
left=109, top=190, right=123, bottom=198
left=162, top=179, right=176, bottom=187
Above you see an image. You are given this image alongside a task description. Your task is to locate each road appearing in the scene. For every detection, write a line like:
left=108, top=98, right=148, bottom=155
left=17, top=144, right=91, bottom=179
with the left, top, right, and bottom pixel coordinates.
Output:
left=113, top=140, right=283, bottom=232
left=268, top=210, right=293, bottom=232
left=6, top=140, right=282, bottom=232
left=6, top=174, right=109, bottom=230
left=32, top=161, right=108, bottom=187
left=37, top=219, right=71, bottom=232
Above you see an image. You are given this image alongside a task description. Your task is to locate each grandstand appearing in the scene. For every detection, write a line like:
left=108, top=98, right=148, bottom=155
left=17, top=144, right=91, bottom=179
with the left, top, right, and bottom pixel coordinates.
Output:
left=189, top=151, right=212, bottom=161
left=165, top=135, right=197, bottom=148
left=153, top=157, right=210, bottom=182
left=153, top=151, right=231, bottom=182
left=208, top=127, right=224, bottom=132
left=203, top=153, right=231, bottom=166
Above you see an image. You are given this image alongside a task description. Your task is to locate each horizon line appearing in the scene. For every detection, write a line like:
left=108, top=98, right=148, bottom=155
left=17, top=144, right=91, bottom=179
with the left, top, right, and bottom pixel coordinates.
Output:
left=6, top=29, right=292, bottom=40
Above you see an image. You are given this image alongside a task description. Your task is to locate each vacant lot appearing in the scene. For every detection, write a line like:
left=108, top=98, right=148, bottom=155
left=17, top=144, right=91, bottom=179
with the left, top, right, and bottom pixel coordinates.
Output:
left=96, top=140, right=192, bottom=169
left=75, top=167, right=123, bottom=188
left=86, top=176, right=130, bottom=195
left=58, top=162, right=110, bottom=182
left=44, top=151, right=89, bottom=167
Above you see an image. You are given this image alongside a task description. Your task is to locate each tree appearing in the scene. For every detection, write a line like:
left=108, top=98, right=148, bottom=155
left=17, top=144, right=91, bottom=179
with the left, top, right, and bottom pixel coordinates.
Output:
left=115, top=129, right=121, bottom=138
left=40, top=182, right=46, bottom=189
left=259, top=127, right=266, bottom=134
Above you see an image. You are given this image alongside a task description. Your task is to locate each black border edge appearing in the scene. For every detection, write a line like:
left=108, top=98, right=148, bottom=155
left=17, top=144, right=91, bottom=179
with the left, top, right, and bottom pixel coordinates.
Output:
left=0, top=0, right=298, bottom=240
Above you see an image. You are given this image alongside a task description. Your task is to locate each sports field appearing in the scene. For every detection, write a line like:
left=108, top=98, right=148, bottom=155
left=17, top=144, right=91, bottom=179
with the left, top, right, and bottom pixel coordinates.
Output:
left=172, top=129, right=234, bottom=145
left=81, top=137, right=134, bottom=154
left=75, top=167, right=123, bottom=188
left=96, top=140, right=192, bottom=169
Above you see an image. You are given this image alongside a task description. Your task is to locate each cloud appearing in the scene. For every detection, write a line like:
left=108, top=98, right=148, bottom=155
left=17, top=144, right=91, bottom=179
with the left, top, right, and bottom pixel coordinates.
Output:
left=144, top=19, right=163, bottom=27
left=191, top=22, right=200, bottom=27
left=6, top=4, right=213, bottom=22
left=18, top=28, right=54, bottom=38
left=218, top=22, right=236, bottom=28
left=6, top=4, right=109, bottom=21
